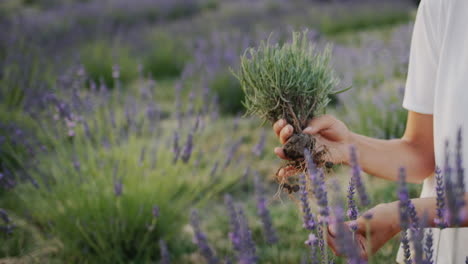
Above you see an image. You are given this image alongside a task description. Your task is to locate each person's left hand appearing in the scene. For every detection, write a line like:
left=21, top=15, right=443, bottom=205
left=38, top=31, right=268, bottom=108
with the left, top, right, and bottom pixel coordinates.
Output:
left=327, top=202, right=401, bottom=259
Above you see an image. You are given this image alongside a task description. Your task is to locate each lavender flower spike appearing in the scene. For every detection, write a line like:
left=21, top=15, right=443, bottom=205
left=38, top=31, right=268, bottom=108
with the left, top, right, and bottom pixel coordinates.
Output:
left=304, top=233, right=319, bottom=264
left=159, top=239, right=170, bottom=264
left=350, top=145, right=370, bottom=207
left=304, top=149, right=329, bottom=220
left=424, top=229, right=434, bottom=264
left=181, top=132, right=194, bottom=163
left=434, top=167, right=447, bottom=228
left=224, top=194, right=241, bottom=251
left=299, top=173, right=316, bottom=230
left=254, top=173, right=278, bottom=244
left=237, top=206, right=258, bottom=264
left=398, top=168, right=411, bottom=264
left=190, top=210, right=219, bottom=264
left=346, top=176, right=358, bottom=222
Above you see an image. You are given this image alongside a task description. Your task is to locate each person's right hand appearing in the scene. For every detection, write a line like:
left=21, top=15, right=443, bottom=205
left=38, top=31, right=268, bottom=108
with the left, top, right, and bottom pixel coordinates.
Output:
left=272, top=115, right=353, bottom=176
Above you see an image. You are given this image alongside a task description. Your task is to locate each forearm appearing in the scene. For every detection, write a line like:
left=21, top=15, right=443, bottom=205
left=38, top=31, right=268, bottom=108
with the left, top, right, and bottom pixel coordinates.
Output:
left=349, top=132, right=434, bottom=183
left=383, top=195, right=468, bottom=230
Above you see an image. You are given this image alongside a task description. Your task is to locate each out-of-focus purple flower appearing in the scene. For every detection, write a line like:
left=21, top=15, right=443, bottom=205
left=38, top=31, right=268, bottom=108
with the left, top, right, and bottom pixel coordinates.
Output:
left=304, top=149, right=329, bottom=220
left=159, top=239, right=170, bottom=264
left=456, top=128, right=465, bottom=197
left=223, top=137, right=243, bottom=169
left=465, top=256, right=468, bottom=264
left=434, top=167, right=447, bottom=228
left=114, top=177, right=123, bottom=197
left=401, top=230, right=411, bottom=264
left=254, top=173, right=278, bottom=244
left=237, top=205, right=257, bottom=264
left=190, top=210, right=219, bottom=264
left=398, top=168, right=410, bottom=230
left=251, top=129, right=266, bottom=157
left=304, top=233, right=319, bottom=264
left=398, top=168, right=411, bottom=264
left=152, top=205, right=159, bottom=218
left=350, top=145, right=370, bottom=207
left=299, top=173, right=316, bottom=231
left=224, top=194, right=241, bottom=251
left=331, top=182, right=361, bottom=263
left=172, top=131, right=180, bottom=163
left=181, top=132, right=194, bottom=163
left=210, top=161, right=219, bottom=177
left=0, top=209, right=14, bottom=235
left=443, top=140, right=466, bottom=226
left=346, top=177, right=358, bottom=222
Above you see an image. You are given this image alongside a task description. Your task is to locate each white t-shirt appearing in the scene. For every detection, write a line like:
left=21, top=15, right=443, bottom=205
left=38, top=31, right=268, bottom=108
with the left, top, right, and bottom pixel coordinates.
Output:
left=398, top=0, right=468, bottom=262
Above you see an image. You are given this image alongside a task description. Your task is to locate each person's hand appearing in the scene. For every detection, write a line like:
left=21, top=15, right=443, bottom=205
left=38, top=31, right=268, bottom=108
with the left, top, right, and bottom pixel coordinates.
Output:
left=327, top=202, right=401, bottom=259
left=272, top=115, right=353, bottom=176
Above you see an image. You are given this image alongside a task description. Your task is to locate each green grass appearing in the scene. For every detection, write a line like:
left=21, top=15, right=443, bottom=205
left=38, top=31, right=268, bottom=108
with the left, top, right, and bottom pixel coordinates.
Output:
left=320, top=10, right=413, bottom=36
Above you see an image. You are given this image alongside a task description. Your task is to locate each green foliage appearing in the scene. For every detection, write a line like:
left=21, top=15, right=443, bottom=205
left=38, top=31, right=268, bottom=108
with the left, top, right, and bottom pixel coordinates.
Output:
left=1, top=90, right=246, bottom=262
left=210, top=71, right=244, bottom=115
left=320, top=10, right=412, bottom=36
left=235, top=31, right=339, bottom=131
left=143, top=32, right=190, bottom=80
left=81, top=41, right=138, bottom=89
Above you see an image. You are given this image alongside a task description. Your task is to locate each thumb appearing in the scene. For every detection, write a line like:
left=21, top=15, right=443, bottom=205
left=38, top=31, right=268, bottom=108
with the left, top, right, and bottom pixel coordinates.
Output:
left=303, top=115, right=337, bottom=135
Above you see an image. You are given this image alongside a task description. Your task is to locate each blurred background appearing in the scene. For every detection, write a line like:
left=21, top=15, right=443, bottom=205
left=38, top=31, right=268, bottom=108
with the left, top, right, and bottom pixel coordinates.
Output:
left=0, top=0, right=422, bottom=263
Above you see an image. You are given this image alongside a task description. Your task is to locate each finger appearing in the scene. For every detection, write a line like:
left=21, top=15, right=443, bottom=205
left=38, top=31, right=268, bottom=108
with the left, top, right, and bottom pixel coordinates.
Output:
left=274, top=147, right=289, bottom=160
left=355, top=233, right=369, bottom=260
left=303, top=115, right=336, bottom=135
left=279, top=124, right=294, bottom=144
left=273, top=119, right=287, bottom=136
left=326, top=229, right=343, bottom=257
left=277, top=166, right=298, bottom=178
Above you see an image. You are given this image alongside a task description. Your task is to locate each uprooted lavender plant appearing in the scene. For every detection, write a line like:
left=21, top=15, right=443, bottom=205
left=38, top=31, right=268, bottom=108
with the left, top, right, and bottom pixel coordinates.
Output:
left=234, top=31, right=345, bottom=174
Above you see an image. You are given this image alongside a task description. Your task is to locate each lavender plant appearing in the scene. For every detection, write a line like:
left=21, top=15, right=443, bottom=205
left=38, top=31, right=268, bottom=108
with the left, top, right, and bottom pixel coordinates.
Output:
left=235, top=31, right=342, bottom=164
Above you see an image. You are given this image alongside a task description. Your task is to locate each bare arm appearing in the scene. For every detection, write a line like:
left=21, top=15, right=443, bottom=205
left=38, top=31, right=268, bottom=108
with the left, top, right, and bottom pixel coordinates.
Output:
left=327, top=194, right=468, bottom=258
left=273, top=111, right=435, bottom=183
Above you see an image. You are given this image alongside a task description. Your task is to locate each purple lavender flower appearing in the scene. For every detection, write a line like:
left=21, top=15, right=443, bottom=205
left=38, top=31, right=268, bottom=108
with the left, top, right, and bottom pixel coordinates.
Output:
left=210, top=161, right=219, bottom=177
left=159, top=239, right=170, bottom=264
left=152, top=205, right=159, bottom=218
left=304, top=233, right=319, bottom=264
left=350, top=145, right=370, bottom=207
left=465, top=256, right=468, bottom=264
left=236, top=205, right=257, bottom=264
left=331, top=185, right=361, bottom=263
left=424, top=229, right=434, bottom=264
left=0, top=209, right=14, bottom=235
left=398, top=168, right=411, bottom=264
left=181, top=132, right=194, bottom=163
left=114, top=177, right=123, bottom=197
left=251, top=129, right=266, bottom=157
left=434, top=167, right=447, bottom=228
left=456, top=128, right=465, bottom=196
left=224, top=194, right=241, bottom=251
left=304, top=149, right=329, bottom=220
left=346, top=177, right=358, bottom=222
left=400, top=230, right=411, bottom=264
left=190, top=210, right=219, bottom=264
left=223, top=137, right=243, bottom=169
left=443, top=140, right=465, bottom=226
left=254, top=173, right=278, bottom=244
left=299, top=173, right=316, bottom=230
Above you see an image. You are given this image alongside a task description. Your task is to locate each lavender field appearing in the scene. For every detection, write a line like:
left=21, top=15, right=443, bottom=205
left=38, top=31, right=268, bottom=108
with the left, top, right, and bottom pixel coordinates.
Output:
left=1, top=0, right=454, bottom=263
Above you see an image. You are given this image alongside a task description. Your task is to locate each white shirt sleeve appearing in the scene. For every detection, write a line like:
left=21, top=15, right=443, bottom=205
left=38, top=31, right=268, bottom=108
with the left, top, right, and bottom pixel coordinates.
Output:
left=402, top=0, right=442, bottom=115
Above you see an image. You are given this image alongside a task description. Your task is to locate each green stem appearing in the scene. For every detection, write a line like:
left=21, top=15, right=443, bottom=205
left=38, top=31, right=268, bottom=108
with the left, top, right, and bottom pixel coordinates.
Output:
left=365, top=219, right=372, bottom=263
